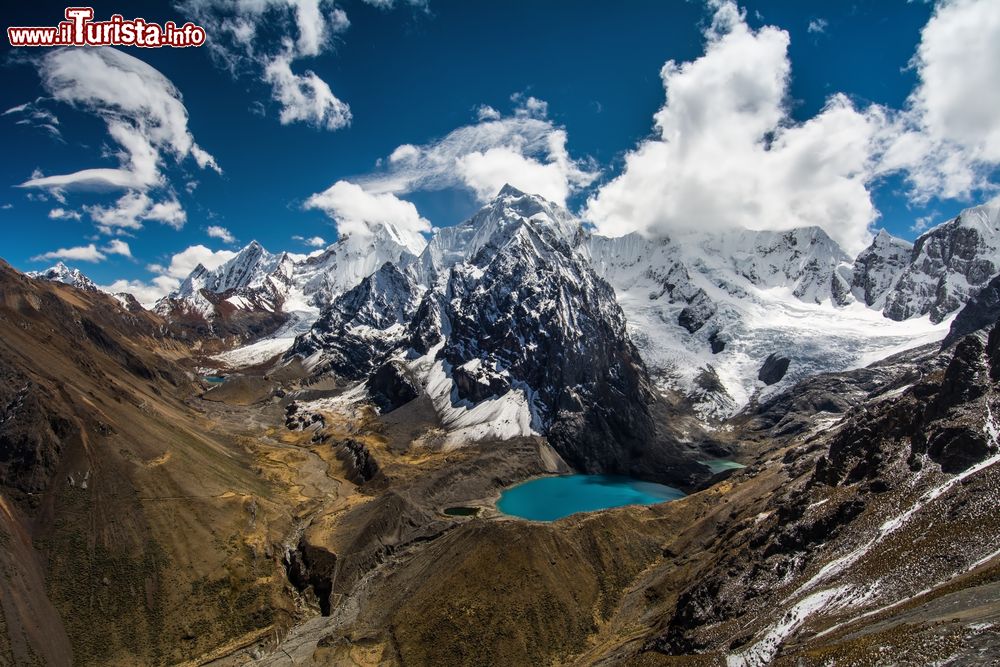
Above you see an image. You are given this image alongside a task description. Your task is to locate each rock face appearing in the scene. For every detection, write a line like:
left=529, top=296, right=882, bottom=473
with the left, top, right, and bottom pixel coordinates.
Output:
left=365, top=361, right=419, bottom=414
left=287, top=262, right=423, bottom=379
left=851, top=229, right=913, bottom=307
left=286, top=186, right=710, bottom=485
left=757, top=353, right=790, bottom=385
left=644, top=297, right=1000, bottom=664
left=942, top=272, right=1000, bottom=347
left=883, top=203, right=1000, bottom=322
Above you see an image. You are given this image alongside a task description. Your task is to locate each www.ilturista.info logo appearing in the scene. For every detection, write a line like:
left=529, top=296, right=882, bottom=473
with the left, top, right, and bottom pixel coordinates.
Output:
left=8, top=7, right=206, bottom=47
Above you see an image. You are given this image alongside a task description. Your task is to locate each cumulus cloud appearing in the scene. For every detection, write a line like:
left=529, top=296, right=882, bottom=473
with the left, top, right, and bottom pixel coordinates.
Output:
left=305, top=180, right=431, bottom=253
left=293, top=234, right=328, bottom=247
left=101, top=276, right=179, bottom=305
left=584, top=1, right=884, bottom=253
left=359, top=98, right=596, bottom=206
left=85, top=192, right=186, bottom=234
left=32, top=244, right=106, bottom=262
left=48, top=207, right=81, bottom=220
left=103, top=239, right=132, bottom=257
left=178, top=0, right=355, bottom=131
left=206, top=225, right=236, bottom=243
left=584, top=0, right=1000, bottom=253
left=877, top=0, right=1000, bottom=201
left=160, top=244, right=238, bottom=278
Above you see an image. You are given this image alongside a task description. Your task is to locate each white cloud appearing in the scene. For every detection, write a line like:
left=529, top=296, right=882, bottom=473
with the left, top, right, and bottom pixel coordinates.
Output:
left=19, top=48, right=219, bottom=195
left=475, top=104, right=501, bottom=121
left=206, top=225, right=236, bottom=243
left=103, top=239, right=132, bottom=257
left=161, top=244, right=237, bottom=278
left=293, top=234, right=327, bottom=247
left=584, top=1, right=886, bottom=254
left=877, top=0, right=1000, bottom=202
left=101, top=276, right=178, bottom=305
left=357, top=98, right=596, bottom=206
left=48, top=207, right=81, bottom=220
left=179, top=0, right=356, bottom=131
left=32, top=244, right=106, bottom=262
left=807, top=18, right=827, bottom=34
left=263, top=52, right=352, bottom=130
left=3, top=99, right=62, bottom=141
left=85, top=192, right=187, bottom=234
left=910, top=211, right=939, bottom=233
left=305, top=180, right=431, bottom=254
left=362, top=0, right=427, bottom=9
left=510, top=93, right=548, bottom=119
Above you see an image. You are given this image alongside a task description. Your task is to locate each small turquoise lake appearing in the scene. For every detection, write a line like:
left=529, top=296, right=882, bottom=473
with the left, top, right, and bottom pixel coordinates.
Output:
left=497, top=474, right=685, bottom=522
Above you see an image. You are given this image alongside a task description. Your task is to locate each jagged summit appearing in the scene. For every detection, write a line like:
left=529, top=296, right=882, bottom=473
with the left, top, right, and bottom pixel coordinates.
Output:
left=28, top=262, right=99, bottom=292
left=417, top=185, right=582, bottom=282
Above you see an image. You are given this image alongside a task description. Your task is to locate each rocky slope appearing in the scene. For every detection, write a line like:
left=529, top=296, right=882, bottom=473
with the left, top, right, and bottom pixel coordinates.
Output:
left=0, top=260, right=307, bottom=666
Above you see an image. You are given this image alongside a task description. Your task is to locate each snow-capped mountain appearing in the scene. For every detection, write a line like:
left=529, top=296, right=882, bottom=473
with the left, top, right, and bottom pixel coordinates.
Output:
left=28, top=262, right=99, bottom=292
left=584, top=224, right=949, bottom=417
left=154, top=222, right=423, bottom=357
left=159, top=188, right=1000, bottom=422
left=850, top=229, right=914, bottom=308
left=285, top=185, right=704, bottom=481
left=882, top=202, right=1000, bottom=323
left=416, top=183, right=582, bottom=282
left=289, top=261, right=425, bottom=379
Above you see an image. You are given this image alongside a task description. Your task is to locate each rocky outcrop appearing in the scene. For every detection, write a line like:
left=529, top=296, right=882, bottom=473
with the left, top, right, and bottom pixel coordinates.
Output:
left=757, top=353, right=790, bottom=385
left=943, top=272, right=1000, bottom=347
left=365, top=361, right=419, bottom=414
left=850, top=229, right=913, bottom=307
left=335, top=439, right=381, bottom=485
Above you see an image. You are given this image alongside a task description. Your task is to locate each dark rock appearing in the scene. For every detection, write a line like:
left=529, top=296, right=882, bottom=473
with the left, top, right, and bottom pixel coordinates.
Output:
left=451, top=363, right=509, bottom=404
left=365, top=361, right=419, bottom=414
left=943, top=273, right=1000, bottom=347
left=757, top=354, right=790, bottom=386
left=708, top=330, right=726, bottom=354
left=336, top=439, right=381, bottom=485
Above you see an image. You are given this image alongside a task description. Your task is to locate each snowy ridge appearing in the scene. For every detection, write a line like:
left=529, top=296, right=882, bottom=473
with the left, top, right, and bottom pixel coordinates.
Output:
left=28, top=262, right=100, bottom=292
left=883, top=201, right=1000, bottom=323
left=586, top=225, right=955, bottom=417
left=181, top=190, right=1000, bottom=425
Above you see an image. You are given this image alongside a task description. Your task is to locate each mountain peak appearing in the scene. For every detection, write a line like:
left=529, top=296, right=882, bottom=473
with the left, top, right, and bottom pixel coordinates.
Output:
left=497, top=183, right=526, bottom=198
left=28, top=262, right=100, bottom=292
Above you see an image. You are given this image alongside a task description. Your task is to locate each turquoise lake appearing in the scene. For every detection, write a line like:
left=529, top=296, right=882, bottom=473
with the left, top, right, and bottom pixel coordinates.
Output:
left=497, top=474, right=685, bottom=522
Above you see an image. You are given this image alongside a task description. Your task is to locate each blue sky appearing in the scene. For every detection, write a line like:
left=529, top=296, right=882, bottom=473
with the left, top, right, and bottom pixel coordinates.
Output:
left=2, top=0, right=999, bottom=301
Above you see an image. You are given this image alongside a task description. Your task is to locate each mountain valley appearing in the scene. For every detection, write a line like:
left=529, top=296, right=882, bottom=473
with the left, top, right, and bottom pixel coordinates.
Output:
left=3, top=189, right=999, bottom=666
